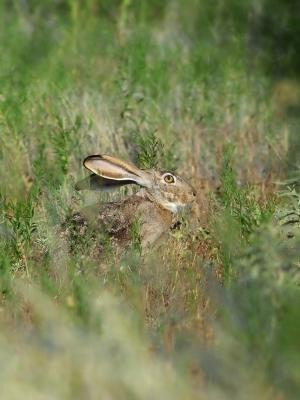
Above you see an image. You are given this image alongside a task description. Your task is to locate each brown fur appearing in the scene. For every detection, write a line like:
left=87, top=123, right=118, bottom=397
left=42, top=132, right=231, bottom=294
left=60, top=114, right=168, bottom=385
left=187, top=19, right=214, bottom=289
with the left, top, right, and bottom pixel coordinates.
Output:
left=63, top=154, right=196, bottom=255
left=65, top=191, right=174, bottom=252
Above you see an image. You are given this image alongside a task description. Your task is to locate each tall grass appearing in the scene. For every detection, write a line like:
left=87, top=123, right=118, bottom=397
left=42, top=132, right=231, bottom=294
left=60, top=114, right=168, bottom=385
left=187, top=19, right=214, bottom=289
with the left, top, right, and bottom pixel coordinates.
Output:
left=0, top=1, right=300, bottom=399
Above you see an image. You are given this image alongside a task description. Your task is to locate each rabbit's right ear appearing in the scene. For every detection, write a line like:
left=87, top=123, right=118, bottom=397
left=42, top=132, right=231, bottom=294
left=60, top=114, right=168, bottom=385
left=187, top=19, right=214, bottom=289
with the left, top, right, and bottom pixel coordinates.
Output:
left=83, top=155, right=152, bottom=187
left=75, top=174, right=135, bottom=191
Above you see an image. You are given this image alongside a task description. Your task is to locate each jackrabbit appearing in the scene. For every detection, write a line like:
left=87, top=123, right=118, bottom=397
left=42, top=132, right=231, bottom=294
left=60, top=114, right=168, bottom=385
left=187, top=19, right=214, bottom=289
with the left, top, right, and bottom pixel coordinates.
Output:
left=64, top=154, right=196, bottom=253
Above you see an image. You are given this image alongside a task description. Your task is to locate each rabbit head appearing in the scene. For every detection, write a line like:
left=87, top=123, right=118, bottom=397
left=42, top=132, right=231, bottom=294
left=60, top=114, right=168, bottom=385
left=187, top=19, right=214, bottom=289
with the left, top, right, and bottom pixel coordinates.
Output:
left=140, top=169, right=196, bottom=212
left=77, top=154, right=196, bottom=213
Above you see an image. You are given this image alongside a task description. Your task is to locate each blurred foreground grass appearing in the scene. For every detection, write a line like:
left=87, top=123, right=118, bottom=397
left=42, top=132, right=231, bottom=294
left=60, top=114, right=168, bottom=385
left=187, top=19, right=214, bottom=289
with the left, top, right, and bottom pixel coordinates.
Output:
left=1, top=1, right=300, bottom=399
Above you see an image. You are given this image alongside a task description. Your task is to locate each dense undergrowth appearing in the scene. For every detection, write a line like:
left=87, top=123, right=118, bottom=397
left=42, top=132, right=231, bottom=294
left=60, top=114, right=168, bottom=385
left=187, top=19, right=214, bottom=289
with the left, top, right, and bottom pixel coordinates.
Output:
left=0, top=1, right=300, bottom=399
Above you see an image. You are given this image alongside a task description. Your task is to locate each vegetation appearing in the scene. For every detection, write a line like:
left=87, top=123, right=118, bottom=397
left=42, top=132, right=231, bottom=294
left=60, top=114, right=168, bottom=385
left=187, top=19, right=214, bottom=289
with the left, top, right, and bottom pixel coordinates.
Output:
left=0, top=1, right=300, bottom=399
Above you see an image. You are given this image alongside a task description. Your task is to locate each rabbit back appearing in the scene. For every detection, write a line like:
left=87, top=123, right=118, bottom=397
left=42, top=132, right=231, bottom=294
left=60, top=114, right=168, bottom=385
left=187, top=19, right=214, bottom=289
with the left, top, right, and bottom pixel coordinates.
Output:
left=63, top=193, right=173, bottom=254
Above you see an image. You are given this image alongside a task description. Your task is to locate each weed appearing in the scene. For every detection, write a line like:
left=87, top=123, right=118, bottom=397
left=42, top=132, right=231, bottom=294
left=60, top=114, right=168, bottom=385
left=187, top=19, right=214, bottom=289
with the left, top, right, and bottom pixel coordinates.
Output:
left=0, top=2, right=299, bottom=399
left=50, top=114, right=82, bottom=177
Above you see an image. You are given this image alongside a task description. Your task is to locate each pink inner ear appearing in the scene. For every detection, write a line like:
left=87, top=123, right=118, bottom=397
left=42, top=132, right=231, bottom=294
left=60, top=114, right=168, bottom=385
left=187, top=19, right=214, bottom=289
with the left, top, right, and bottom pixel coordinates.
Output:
left=84, top=157, right=138, bottom=181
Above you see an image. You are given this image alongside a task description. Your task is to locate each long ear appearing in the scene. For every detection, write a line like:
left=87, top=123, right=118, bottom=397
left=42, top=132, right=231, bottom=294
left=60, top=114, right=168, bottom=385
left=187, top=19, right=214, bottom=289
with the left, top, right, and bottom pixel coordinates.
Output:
left=83, top=155, right=151, bottom=187
left=75, top=174, right=136, bottom=191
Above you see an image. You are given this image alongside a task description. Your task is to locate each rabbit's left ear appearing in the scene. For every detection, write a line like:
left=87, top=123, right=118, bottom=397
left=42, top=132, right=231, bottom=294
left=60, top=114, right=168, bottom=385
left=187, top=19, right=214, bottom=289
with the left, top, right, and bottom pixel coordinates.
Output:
left=83, top=155, right=151, bottom=187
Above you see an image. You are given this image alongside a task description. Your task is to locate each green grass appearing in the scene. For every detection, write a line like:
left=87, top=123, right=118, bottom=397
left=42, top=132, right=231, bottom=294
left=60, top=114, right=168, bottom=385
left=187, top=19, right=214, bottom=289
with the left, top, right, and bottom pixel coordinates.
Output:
left=0, top=1, right=300, bottom=399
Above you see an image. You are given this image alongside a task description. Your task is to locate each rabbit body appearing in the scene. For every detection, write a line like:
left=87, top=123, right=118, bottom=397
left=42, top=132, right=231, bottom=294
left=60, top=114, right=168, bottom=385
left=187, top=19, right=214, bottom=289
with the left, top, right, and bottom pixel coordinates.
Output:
left=67, top=189, right=173, bottom=251
left=64, top=154, right=196, bottom=254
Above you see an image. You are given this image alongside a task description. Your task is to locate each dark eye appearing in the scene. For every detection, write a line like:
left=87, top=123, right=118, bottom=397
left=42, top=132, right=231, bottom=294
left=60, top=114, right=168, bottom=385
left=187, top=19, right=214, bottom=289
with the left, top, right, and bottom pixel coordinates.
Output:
left=164, top=174, right=175, bottom=184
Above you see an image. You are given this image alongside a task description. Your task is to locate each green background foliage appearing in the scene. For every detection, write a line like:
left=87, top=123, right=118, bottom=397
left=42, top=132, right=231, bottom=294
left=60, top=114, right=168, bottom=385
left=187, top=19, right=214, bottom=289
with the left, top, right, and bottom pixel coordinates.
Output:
left=0, top=1, right=300, bottom=399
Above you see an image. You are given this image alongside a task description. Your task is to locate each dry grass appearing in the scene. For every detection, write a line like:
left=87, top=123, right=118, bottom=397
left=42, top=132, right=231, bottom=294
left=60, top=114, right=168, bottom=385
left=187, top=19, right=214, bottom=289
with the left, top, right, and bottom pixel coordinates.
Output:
left=0, top=2, right=300, bottom=399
